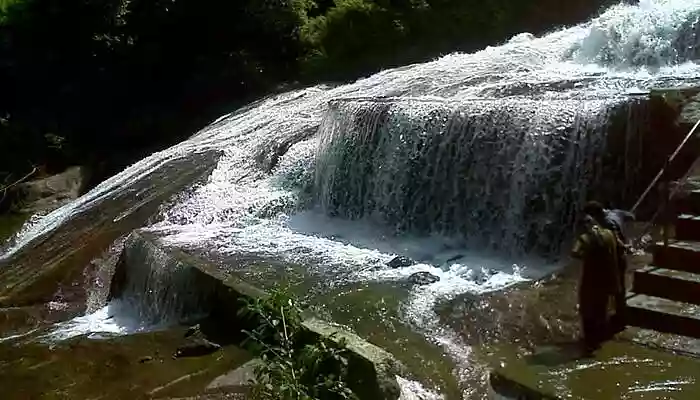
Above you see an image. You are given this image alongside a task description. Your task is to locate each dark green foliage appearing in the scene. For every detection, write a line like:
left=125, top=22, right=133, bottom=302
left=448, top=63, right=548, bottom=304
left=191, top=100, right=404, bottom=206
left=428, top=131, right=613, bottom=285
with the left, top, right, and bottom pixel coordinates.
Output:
left=299, top=0, right=617, bottom=80
left=0, top=0, right=306, bottom=187
left=238, top=288, right=358, bottom=400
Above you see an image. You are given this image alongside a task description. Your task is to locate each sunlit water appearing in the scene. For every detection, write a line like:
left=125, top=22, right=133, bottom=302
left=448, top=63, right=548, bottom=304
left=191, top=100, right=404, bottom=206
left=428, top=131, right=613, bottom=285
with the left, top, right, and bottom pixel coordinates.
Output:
left=4, top=0, right=700, bottom=397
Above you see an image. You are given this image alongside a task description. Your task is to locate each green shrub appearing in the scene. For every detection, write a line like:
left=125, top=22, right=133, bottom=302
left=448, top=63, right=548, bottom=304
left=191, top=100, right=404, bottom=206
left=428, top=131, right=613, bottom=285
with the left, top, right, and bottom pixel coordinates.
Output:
left=239, top=288, right=358, bottom=400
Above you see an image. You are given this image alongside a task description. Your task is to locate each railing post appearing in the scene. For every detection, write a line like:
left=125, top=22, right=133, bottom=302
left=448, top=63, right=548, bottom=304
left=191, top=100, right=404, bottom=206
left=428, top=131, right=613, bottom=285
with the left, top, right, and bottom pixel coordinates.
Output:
left=630, top=118, right=700, bottom=249
left=662, top=179, right=671, bottom=248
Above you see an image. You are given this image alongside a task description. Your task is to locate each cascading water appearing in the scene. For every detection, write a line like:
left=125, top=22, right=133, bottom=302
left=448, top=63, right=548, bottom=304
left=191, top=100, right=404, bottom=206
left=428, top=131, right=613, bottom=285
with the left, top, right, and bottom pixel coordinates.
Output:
left=4, top=0, right=700, bottom=397
left=48, top=232, right=217, bottom=340
left=314, top=97, right=628, bottom=258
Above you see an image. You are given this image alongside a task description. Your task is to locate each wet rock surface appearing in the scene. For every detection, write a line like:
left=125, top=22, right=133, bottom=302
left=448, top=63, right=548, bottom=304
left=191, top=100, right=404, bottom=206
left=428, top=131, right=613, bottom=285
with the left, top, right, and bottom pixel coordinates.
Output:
left=440, top=265, right=582, bottom=351
left=0, top=150, right=222, bottom=308
left=0, top=303, right=83, bottom=340
left=408, top=271, right=440, bottom=285
left=206, top=358, right=261, bottom=392
left=0, top=328, right=252, bottom=400
left=174, top=325, right=222, bottom=359
left=14, top=166, right=86, bottom=214
left=387, top=256, right=415, bottom=268
left=490, top=339, right=700, bottom=400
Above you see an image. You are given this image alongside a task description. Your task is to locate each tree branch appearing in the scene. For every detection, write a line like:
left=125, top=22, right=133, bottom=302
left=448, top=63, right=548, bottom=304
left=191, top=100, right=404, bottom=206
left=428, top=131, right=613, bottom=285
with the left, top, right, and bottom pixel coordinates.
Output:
left=0, top=166, right=37, bottom=194
left=0, top=167, right=37, bottom=206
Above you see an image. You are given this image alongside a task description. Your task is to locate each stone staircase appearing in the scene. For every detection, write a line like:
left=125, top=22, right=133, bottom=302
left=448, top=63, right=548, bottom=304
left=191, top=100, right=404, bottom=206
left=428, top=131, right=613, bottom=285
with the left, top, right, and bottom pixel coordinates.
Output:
left=626, top=189, right=700, bottom=338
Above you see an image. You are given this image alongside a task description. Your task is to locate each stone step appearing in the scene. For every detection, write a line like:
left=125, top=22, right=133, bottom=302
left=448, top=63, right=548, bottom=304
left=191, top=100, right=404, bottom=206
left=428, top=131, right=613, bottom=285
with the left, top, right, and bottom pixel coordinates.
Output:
left=676, top=190, right=700, bottom=215
left=652, top=240, right=700, bottom=273
left=632, top=266, right=700, bottom=306
left=676, top=214, right=700, bottom=241
left=626, top=294, right=700, bottom=339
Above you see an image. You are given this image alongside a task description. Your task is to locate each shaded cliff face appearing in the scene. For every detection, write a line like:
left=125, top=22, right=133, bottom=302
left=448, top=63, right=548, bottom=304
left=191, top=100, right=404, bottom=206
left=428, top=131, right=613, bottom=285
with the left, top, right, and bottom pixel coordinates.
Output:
left=514, top=0, right=626, bottom=35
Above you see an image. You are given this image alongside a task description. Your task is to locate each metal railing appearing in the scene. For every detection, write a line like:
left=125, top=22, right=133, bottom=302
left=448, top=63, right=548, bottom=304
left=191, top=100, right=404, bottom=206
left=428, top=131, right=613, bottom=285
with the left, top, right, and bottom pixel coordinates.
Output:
left=631, top=118, right=700, bottom=250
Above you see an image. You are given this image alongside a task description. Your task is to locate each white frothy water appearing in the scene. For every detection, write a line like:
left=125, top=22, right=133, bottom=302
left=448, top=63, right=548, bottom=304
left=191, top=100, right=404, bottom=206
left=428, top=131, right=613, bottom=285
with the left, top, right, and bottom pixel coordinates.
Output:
left=6, top=0, right=700, bottom=391
left=1, top=212, right=46, bottom=253
left=313, top=97, right=623, bottom=258
left=398, top=376, right=445, bottom=400
left=47, top=304, right=151, bottom=341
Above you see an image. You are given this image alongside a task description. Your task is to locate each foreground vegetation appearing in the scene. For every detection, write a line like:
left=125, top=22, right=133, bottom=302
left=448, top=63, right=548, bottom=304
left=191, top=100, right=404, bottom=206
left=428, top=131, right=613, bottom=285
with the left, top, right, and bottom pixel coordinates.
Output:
left=0, top=0, right=616, bottom=199
left=240, top=287, right=357, bottom=400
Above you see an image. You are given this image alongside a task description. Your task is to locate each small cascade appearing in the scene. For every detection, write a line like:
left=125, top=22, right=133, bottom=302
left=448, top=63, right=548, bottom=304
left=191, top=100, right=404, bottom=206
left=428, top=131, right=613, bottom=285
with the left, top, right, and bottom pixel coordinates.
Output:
left=48, top=231, right=219, bottom=340
left=108, top=231, right=218, bottom=326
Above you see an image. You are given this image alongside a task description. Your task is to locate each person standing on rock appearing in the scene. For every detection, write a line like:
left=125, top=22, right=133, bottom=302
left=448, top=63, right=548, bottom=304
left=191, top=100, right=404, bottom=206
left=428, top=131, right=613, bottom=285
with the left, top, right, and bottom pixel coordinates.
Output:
left=571, top=201, right=624, bottom=354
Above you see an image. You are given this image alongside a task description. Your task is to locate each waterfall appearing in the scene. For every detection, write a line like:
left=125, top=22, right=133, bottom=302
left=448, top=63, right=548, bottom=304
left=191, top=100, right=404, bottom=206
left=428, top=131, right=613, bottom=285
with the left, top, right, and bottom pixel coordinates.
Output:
left=0, top=0, right=698, bottom=286
left=5, top=3, right=700, bottom=397
left=107, top=232, right=218, bottom=326
left=2, top=0, right=700, bottom=342
left=314, top=97, right=634, bottom=258
left=1, top=0, right=699, bottom=274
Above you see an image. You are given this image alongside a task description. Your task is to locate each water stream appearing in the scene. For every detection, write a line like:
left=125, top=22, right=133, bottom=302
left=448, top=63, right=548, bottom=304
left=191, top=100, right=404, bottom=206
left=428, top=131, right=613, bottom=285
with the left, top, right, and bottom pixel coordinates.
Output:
left=4, top=0, right=700, bottom=398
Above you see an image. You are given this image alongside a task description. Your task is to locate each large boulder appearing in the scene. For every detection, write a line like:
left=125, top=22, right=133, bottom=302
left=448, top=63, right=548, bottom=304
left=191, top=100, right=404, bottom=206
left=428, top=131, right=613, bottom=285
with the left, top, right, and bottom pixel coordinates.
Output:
left=14, top=166, right=86, bottom=214
left=0, top=150, right=222, bottom=307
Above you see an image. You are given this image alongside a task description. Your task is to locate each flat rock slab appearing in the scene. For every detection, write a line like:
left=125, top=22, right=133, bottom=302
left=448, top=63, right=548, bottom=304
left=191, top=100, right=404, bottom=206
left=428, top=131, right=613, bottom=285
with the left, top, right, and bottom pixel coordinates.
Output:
left=490, top=339, right=700, bottom=399
left=206, top=358, right=262, bottom=391
left=0, top=327, right=252, bottom=400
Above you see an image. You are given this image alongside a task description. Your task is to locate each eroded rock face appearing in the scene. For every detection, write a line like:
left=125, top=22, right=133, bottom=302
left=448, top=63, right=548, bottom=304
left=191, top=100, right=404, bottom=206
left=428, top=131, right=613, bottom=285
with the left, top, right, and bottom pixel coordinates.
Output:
left=206, top=358, right=262, bottom=392
left=609, top=87, right=700, bottom=220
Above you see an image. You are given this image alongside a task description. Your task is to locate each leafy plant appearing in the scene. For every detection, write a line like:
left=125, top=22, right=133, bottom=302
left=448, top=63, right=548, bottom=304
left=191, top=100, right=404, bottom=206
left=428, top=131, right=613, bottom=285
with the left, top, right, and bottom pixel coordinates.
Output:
left=238, top=288, right=358, bottom=400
